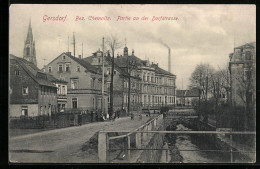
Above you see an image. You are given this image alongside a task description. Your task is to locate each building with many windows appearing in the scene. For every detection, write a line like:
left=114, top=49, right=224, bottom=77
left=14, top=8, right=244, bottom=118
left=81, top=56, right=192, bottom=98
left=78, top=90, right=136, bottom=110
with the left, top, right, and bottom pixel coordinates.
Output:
left=9, top=55, right=58, bottom=117
left=85, top=45, right=176, bottom=112
left=229, top=42, right=256, bottom=107
left=114, top=46, right=176, bottom=111
left=84, top=48, right=142, bottom=112
left=44, top=52, right=108, bottom=113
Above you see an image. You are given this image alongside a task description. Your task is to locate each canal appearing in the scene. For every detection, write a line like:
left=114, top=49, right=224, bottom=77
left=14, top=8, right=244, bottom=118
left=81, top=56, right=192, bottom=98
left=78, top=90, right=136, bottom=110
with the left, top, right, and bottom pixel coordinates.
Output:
left=164, top=119, right=253, bottom=163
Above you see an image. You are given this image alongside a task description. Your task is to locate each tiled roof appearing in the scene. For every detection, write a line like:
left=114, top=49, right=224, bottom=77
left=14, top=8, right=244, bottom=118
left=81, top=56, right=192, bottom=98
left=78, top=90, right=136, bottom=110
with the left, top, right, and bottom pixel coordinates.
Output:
left=176, top=90, right=186, bottom=97
left=65, top=53, right=99, bottom=74
left=151, top=64, right=175, bottom=76
left=176, top=88, right=199, bottom=97
left=114, top=55, right=145, bottom=68
left=230, top=42, right=256, bottom=62
left=46, top=73, right=67, bottom=84
left=234, top=42, right=256, bottom=49
left=85, top=51, right=175, bottom=77
left=185, top=88, right=199, bottom=97
left=83, top=53, right=130, bottom=77
left=10, top=54, right=57, bottom=87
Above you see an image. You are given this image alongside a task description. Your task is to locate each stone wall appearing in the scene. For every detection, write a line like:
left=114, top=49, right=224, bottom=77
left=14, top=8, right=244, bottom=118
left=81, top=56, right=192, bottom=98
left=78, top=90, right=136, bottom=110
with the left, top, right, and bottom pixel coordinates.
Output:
left=136, top=125, right=165, bottom=163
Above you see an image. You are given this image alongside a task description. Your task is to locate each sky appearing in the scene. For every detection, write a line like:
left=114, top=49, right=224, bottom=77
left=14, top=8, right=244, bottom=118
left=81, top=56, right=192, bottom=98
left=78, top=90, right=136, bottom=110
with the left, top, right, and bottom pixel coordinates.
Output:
left=9, top=4, right=256, bottom=89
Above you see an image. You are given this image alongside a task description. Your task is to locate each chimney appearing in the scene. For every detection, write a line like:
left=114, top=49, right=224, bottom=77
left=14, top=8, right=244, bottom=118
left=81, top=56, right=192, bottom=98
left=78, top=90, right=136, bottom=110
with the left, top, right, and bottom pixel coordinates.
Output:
left=66, top=52, right=72, bottom=56
left=78, top=55, right=82, bottom=59
left=168, top=48, right=171, bottom=73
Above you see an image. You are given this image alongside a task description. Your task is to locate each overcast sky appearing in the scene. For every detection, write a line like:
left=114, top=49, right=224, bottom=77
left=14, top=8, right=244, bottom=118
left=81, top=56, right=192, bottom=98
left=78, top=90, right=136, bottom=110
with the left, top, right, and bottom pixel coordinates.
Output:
left=9, top=4, right=255, bottom=89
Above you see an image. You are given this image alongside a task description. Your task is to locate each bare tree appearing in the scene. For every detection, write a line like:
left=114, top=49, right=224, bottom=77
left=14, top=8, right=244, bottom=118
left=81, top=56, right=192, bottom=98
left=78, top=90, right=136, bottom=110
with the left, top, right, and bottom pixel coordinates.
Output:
left=106, top=34, right=123, bottom=117
left=127, top=55, right=138, bottom=115
left=209, top=70, right=230, bottom=107
left=189, top=63, right=215, bottom=102
left=217, top=66, right=232, bottom=104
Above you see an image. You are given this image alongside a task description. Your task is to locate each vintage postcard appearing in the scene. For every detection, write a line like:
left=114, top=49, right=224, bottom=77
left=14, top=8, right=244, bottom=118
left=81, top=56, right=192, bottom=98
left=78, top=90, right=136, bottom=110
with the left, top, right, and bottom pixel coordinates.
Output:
left=9, top=4, right=256, bottom=163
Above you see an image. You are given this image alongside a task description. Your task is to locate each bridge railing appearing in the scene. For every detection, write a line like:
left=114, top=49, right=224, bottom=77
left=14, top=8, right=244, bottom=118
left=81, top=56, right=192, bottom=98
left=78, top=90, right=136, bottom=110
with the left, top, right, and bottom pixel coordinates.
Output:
left=98, top=114, right=163, bottom=162
left=98, top=129, right=255, bottom=163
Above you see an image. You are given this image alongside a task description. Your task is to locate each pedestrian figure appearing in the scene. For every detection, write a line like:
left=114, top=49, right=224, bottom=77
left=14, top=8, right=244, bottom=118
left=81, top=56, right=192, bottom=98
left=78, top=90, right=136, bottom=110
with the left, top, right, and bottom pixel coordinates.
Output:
left=90, top=110, right=93, bottom=122
left=117, top=110, right=120, bottom=118
left=163, top=112, right=166, bottom=119
left=139, top=114, right=142, bottom=120
left=95, top=111, right=99, bottom=121
left=115, top=111, right=117, bottom=119
left=131, top=113, right=134, bottom=120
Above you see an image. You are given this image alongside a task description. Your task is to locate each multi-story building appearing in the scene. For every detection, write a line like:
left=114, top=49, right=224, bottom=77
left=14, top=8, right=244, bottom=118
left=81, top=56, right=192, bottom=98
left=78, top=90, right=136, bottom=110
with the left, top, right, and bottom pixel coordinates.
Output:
left=84, top=49, right=142, bottom=112
left=9, top=55, right=58, bottom=117
left=85, top=45, right=176, bottom=113
left=43, top=52, right=108, bottom=113
left=114, top=46, right=176, bottom=111
left=229, top=42, right=256, bottom=107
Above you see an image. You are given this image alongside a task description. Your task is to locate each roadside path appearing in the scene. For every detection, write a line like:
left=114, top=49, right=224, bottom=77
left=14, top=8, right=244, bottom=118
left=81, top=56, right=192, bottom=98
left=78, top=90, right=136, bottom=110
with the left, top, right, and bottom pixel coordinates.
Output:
left=9, top=115, right=151, bottom=163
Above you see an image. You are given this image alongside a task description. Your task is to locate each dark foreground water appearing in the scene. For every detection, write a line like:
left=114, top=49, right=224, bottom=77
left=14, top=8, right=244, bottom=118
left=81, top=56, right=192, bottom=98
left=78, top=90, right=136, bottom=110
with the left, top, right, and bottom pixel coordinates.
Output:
left=165, top=123, right=253, bottom=163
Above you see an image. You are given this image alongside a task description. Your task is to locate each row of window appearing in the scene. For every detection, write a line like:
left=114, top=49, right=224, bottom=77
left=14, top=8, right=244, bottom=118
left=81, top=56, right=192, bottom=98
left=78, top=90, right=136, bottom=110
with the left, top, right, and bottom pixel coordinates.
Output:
left=20, top=104, right=57, bottom=117
left=142, top=73, right=175, bottom=86
left=48, top=64, right=81, bottom=73
left=71, top=97, right=106, bottom=109
left=143, top=95, right=175, bottom=104
left=142, top=85, right=174, bottom=95
left=39, top=105, right=56, bottom=116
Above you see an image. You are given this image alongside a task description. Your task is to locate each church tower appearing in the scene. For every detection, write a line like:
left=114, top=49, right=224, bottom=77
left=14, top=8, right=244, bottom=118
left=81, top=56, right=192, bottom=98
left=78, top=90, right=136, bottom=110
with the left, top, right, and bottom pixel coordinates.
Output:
left=23, top=20, right=37, bottom=66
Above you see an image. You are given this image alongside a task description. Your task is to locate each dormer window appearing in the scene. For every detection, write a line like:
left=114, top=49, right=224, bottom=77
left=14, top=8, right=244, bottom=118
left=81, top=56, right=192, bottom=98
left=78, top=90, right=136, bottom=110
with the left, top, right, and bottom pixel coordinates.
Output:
left=63, top=55, right=66, bottom=60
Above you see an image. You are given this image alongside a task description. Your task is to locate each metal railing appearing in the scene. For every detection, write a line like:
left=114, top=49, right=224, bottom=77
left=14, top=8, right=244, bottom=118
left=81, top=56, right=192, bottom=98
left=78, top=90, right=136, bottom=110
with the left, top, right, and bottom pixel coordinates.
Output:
left=98, top=128, right=255, bottom=163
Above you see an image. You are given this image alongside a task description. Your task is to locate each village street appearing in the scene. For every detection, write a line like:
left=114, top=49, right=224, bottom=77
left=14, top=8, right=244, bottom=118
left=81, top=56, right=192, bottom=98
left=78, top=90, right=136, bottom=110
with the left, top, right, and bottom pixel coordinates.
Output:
left=9, top=115, right=151, bottom=163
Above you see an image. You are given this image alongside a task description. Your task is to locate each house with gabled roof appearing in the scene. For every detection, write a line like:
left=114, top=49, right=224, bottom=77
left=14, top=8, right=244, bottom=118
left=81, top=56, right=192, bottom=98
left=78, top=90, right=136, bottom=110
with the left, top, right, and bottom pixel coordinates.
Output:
left=43, top=52, right=108, bottom=113
left=9, top=54, right=58, bottom=117
left=176, top=88, right=199, bottom=106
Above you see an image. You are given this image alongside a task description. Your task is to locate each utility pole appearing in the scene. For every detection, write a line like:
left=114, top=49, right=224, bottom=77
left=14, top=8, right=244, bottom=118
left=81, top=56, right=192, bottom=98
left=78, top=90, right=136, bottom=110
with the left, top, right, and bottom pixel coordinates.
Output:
left=67, top=36, right=69, bottom=52
left=73, top=32, right=76, bottom=57
left=82, top=42, right=84, bottom=58
left=101, top=37, right=105, bottom=115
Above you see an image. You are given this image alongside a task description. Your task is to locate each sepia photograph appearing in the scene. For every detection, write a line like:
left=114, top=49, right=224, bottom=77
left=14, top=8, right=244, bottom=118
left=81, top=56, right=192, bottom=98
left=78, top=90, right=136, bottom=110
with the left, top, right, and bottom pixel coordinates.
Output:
left=9, top=4, right=256, bottom=163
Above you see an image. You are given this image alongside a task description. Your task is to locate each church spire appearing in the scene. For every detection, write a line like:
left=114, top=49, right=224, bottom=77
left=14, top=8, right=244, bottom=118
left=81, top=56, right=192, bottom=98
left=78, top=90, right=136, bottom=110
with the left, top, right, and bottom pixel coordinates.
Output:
left=23, top=19, right=37, bottom=66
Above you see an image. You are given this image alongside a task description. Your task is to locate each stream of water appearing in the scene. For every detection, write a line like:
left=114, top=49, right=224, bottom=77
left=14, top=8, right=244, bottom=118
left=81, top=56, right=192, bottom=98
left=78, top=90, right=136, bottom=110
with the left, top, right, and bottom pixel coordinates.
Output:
left=165, top=122, right=252, bottom=163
